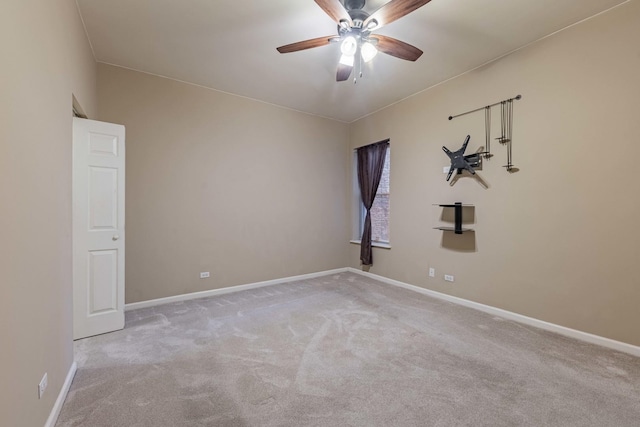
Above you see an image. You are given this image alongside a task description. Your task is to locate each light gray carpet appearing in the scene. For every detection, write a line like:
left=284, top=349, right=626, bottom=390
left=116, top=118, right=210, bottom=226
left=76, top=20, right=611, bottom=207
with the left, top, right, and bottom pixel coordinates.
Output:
left=57, top=272, right=639, bottom=426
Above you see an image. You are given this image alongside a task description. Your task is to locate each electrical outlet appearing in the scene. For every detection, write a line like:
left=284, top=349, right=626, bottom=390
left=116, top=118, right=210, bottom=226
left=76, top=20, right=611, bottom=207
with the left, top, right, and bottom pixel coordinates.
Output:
left=444, top=274, right=454, bottom=282
left=443, top=166, right=450, bottom=174
left=38, top=373, right=48, bottom=399
left=199, top=272, right=210, bottom=279
left=429, top=268, right=435, bottom=277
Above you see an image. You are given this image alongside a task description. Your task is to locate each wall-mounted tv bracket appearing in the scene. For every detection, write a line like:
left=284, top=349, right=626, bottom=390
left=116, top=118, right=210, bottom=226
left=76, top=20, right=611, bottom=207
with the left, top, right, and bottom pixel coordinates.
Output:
left=448, top=94, right=521, bottom=172
left=442, top=135, right=482, bottom=182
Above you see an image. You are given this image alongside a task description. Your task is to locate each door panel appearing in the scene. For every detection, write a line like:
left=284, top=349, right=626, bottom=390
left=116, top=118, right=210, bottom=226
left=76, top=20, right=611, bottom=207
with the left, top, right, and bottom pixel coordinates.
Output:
left=89, top=166, right=119, bottom=230
left=88, top=132, right=119, bottom=157
left=73, top=118, right=125, bottom=339
left=88, top=250, right=118, bottom=314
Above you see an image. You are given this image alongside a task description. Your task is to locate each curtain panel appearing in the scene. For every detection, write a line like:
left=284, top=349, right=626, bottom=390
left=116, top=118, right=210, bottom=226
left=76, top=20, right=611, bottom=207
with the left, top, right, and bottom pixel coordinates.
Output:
left=356, top=139, right=389, bottom=266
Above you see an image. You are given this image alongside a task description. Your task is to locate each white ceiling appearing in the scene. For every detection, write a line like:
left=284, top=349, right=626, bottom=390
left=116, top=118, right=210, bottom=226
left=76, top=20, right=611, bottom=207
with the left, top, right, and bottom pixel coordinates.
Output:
left=76, top=0, right=627, bottom=122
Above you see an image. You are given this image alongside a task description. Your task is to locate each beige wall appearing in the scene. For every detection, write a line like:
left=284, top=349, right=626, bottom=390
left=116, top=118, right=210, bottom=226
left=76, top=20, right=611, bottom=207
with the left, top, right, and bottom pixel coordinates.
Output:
left=97, top=64, right=350, bottom=303
left=1, top=4, right=638, bottom=426
left=349, top=1, right=640, bottom=346
left=0, top=1, right=97, bottom=426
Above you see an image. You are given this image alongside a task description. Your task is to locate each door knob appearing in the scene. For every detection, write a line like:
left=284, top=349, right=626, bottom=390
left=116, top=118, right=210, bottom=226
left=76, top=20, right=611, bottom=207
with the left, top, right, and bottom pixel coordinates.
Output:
left=112, top=234, right=120, bottom=241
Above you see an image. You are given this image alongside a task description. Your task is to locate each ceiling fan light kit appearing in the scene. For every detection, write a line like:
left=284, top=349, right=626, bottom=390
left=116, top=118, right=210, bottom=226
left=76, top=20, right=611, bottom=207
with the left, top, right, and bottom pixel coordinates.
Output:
left=361, top=41, right=378, bottom=62
left=341, top=36, right=358, bottom=56
left=276, top=0, right=432, bottom=82
left=339, top=53, right=355, bottom=66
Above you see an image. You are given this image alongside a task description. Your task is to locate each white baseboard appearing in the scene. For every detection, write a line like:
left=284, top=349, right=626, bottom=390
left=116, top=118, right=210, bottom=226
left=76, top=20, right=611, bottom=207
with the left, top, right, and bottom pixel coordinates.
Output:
left=45, top=361, right=77, bottom=427
left=125, top=268, right=349, bottom=311
left=347, top=268, right=640, bottom=358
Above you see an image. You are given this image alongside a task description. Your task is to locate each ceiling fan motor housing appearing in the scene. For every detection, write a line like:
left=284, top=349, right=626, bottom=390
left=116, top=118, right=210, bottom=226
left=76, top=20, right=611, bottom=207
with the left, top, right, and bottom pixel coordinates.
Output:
left=348, top=9, right=369, bottom=28
left=344, top=0, right=366, bottom=11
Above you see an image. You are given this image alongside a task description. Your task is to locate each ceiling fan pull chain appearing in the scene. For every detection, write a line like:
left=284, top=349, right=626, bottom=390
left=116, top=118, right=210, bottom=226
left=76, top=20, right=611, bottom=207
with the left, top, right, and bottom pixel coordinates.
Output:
left=356, top=47, right=363, bottom=84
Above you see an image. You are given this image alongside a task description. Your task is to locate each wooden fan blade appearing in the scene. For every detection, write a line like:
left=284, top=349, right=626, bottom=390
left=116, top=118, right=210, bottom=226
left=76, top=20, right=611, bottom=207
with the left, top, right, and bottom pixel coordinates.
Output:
left=364, top=0, right=432, bottom=30
left=371, top=35, right=423, bottom=61
left=336, top=63, right=353, bottom=81
left=314, top=0, right=353, bottom=25
left=277, top=36, right=334, bottom=54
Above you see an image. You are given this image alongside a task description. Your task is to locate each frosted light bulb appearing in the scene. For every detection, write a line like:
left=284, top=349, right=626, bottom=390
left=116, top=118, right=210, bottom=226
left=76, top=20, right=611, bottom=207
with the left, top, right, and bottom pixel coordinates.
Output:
left=340, top=36, right=357, bottom=56
left=339, top=54, right=355, bottom=66
left=361, top=42, right=378, bottom=63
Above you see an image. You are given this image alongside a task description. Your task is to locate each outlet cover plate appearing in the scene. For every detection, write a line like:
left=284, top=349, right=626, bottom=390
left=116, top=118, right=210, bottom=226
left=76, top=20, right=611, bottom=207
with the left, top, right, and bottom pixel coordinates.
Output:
left=200, top=272, right=210, bottom=279
left=444, top=274, right=454, bottom=282
left=429, top=268, right=435, bottom=277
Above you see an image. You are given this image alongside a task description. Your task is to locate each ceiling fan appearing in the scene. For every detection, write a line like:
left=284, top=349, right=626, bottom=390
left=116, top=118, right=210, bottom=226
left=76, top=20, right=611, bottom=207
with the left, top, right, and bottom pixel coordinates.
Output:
left=277, top=0, right=432, bottom=82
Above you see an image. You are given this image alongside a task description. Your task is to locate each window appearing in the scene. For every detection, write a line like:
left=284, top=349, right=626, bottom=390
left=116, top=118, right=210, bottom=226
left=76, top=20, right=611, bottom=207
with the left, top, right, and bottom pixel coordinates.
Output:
left=357, top=147, right=390, bottom=243
left=369, top=147, right=390, bottom=242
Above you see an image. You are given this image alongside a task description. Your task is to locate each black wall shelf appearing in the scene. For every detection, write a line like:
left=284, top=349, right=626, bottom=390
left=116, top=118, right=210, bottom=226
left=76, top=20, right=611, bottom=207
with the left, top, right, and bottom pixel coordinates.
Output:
left=434, top=203, right=474, bottom=234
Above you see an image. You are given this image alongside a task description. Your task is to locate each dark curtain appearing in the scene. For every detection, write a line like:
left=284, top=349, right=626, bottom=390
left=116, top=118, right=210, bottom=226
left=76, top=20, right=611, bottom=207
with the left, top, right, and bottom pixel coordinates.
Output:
left=356, top=140, right=389, bottom=266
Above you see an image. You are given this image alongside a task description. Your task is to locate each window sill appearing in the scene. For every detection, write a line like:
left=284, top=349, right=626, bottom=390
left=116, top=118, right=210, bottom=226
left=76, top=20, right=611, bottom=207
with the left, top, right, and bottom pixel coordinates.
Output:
left=350, top=240, right=392, bottom=249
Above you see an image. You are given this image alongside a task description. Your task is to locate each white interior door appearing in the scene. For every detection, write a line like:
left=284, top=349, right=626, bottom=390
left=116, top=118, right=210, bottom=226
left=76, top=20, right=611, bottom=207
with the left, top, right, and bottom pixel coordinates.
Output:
left=72, top=118, right=125, bottom=340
